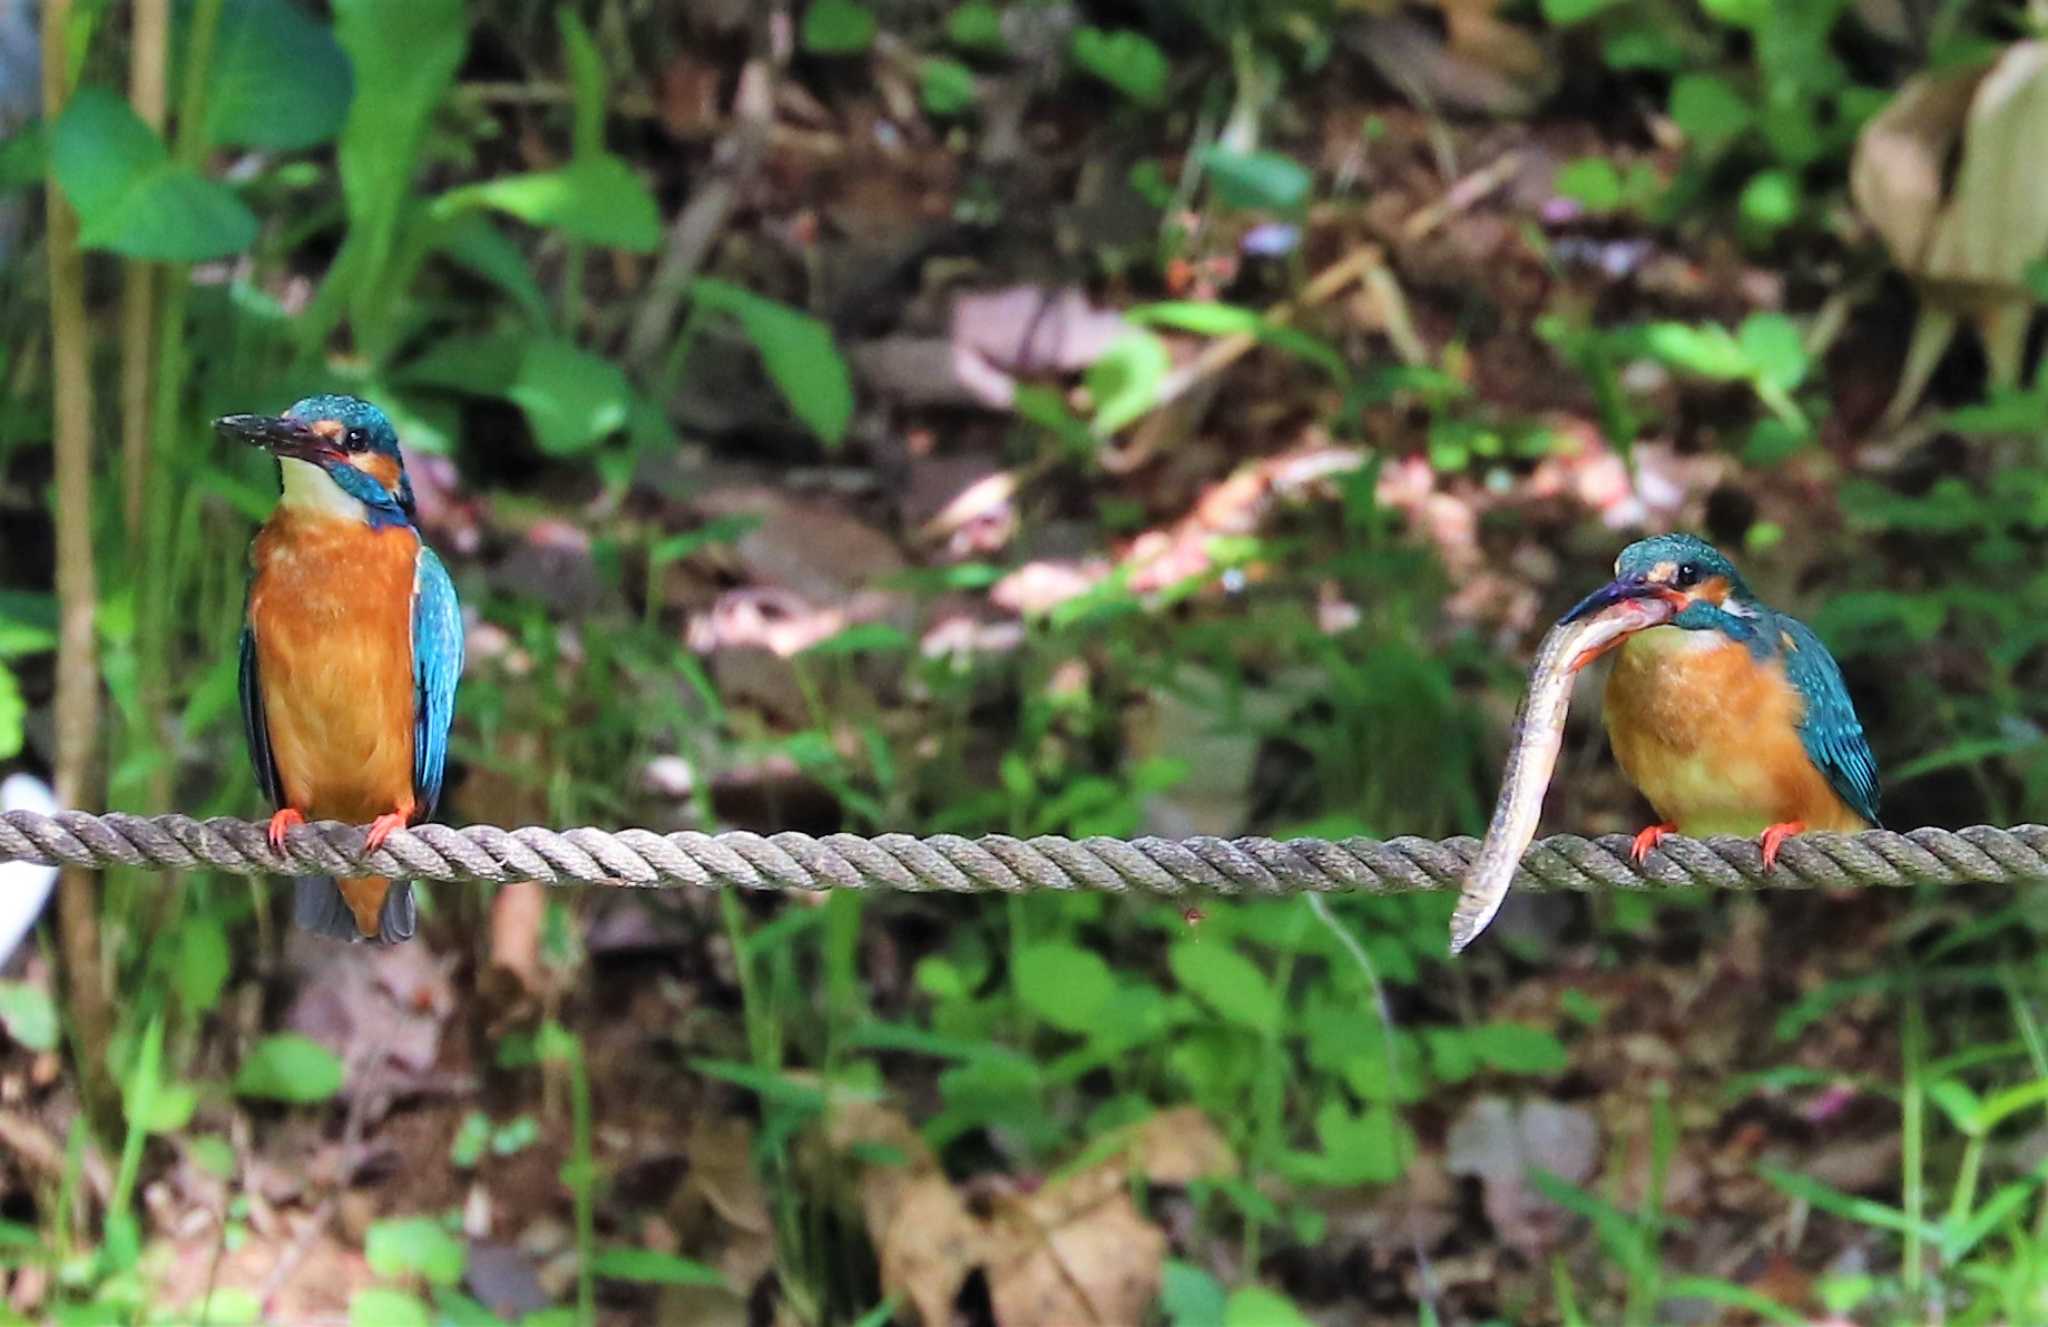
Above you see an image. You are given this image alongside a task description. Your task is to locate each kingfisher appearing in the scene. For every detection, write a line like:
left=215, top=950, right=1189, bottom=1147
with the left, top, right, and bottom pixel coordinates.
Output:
left=219, top=395, right=463, bottom=943
left=1560, top=533, right=1880, bottom=868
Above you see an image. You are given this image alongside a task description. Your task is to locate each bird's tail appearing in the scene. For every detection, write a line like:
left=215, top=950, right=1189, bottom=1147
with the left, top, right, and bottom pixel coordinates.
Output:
left=293, top=876, right=417, bottom=944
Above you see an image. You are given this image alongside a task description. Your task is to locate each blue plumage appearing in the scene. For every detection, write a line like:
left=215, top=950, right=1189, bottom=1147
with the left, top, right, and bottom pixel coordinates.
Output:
left=411, top=545, right=463, bottom=819
left=1779, top=616, right=1882, bottom=828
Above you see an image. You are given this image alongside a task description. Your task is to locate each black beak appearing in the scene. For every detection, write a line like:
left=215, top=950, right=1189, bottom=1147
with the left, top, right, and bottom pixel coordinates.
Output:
left=214, top=413, right=336, bottom=464
left=1559, top=575, right=1674, bottom=625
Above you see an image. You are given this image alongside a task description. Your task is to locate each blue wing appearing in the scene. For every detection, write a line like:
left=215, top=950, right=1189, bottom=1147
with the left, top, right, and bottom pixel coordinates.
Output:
left=1781, top=616, right=1882, bottom=827
left=239, top=622, right=284, bottom=808
left=411, top=544, right=463, bottom=819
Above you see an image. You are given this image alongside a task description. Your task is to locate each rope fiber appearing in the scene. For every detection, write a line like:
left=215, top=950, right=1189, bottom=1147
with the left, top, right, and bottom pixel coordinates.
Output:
left=4, top=811, right=2047, bottom=902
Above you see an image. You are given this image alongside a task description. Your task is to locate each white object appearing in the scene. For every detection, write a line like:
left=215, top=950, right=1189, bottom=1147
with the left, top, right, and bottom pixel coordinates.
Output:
left=0, top=774, right=58, bottom=968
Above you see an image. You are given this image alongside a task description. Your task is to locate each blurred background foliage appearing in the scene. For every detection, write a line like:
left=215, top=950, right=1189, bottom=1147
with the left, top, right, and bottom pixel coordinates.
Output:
left=9, top=0, right=2048, bottom=1323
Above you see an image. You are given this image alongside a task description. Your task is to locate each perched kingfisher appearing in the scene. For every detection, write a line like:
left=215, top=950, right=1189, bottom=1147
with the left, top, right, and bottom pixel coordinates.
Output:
left=1561, top=533, right=1880, bottom=867
left=220, top=395, right=463, bottom=943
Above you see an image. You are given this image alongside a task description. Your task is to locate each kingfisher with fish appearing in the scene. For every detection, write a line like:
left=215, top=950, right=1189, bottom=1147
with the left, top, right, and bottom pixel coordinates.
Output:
left=220, top=395, right=464, bottom=944
left=1452, top=532, right=1879, bottom=953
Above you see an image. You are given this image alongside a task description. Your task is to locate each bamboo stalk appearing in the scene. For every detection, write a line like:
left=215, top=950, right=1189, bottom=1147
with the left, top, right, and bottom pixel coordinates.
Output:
left=120, top=0, right=169, bottom=535
left=41, top=0, right=116, bottom=1130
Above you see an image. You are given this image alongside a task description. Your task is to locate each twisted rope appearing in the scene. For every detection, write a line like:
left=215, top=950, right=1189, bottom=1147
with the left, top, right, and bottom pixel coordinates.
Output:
left=2, top=811, right=2046, bottom=901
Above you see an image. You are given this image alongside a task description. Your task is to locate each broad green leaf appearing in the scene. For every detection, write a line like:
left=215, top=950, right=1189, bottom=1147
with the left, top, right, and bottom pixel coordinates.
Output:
left=445, top=156, right=661, bottom=252
left=1169, top=941, right=1279, bottom=1034
left=1223, top=1287, right=1314, bottom=1327
left=332, top=0, right=467, bottom=278
left=1556, top=157, right=1622, bottom=212
left=802, top=0, right=876, bottom=54
left=1669, top=73, right=1753, bottom=154
left=1086, top=330, right=1171, bottom=435
left=1739, top=169, right=1801, bottom=233
left=948, top=2, right=1004, bottom=49
left=152, top=1288, right=261, bottom=1325
left=1737, top=312, right=1807, bottom=390
left=1160, top=1260, right=1227, bottom=1327
left=234, top=1033, right=344, bottom=1103
left=694, top=279, right=855, bottom=446
left=0, top=981, right=57, bottom=1051
left=1641, top=321, right=1751, bottom=381
left=921, top=58, right=978, bottom=118
left=1013, top=943, right=1116, bottom=1033
left=51, top=88, right=257, bottom=260
left=403, top=334, right=634, bottom=456
left=1468, top=1021, right=1569, bottom=1075
left=1203, top=147, right=1312, bottom=212
left=176, top=915, right=231, bottom=1012
left=201, top=0, right=353, bottom=149
left=798, top=623, right=911, bottom=657
left=366, top=1216, right=466, bottom=1286
left=505, top=339, right=635, bottom=456
left=437, top=214, right=550, bottom=322
left=1310, top=1100, right=1414, bottom=1184
left=1071, top=27, right=1168, bottom=106
left=348, top=1289, right=430, bottom=1327
left=590, top=1247, right=725, bottom=1287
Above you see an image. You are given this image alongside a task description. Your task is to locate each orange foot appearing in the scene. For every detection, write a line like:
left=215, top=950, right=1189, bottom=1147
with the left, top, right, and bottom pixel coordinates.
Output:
left=1630, top=821, right=1678, bottom=864
left=364, top=812, right=409, bottom=854
left=267, top=808, right=306, bottom=853
left=1759, top=821, right=1807, bottom=871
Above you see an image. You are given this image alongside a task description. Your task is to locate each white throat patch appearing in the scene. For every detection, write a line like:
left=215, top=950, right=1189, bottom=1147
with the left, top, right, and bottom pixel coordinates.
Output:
left=278, top=457, right=368, bottom=522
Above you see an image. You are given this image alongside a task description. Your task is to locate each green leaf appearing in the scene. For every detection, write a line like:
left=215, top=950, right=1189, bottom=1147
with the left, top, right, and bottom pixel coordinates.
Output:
left=332, top=0, right=467, bottom=278
left=444, top=156, right=661, bottom=252
left=176, top=915, right=231, bottom=1012
left=0, top=666, right=21, bottom=762
left=1738, top=168, right=1801, bottom=233
left=1086, top=330, right=1171, bottom=436
left=202, top=0, right=353, bottom=150
left=1310, top=1100, right=1413, bottom=1184
left=1170, top=941, right=1279, bottom=1034
left=1736, top=313, right=1807, bottom=391
left=1555, top=157, right=1623, bottom=213
left=1669, top=73, right=1753, bottom=154
left=0, top=982, right=57, bottom=1052
left=438, top=214, right=550, bottom=323
left=1203, top=147, right=1312, bottom=212
left=51, top=88, right=258, bottom=260
left=1468, top=1021, right=1569, bottom=1076
left=1013, top=943, right=1116, bottom=1034
left=1541, top=0, right=1622, bottom=21
left=153, top=1288, right=262, bottom=1325
left=1223, top=1287, right=1313, bottom=1327
left=920, top=58, right=979, bottom=118
left=348, top=1289, right=430, bottom=1327
left=234, top=1033, right=344, bottom=1103
left=451, top=1111, right=490, bottom=1168
left=558, top=9, right=606, bottom=161
left=590, top=1247, right=726, bottom=1287
left=1071, top=27, right=1169, bottom=107
left=1641, top=321, right=1750, bottom=381
left=1160, top=1260, right=1227, bottom=1327
left=948, top=2, right=1005, bottom=49
left=366, top=1216, right=467, bottom=1286
left=798, top=623, right=912, bottom=657
left=404, top=334, right=634, bottom=456
left=802, top=0, right=876, bottom=54
left=694, top=279, right=855, bottom=446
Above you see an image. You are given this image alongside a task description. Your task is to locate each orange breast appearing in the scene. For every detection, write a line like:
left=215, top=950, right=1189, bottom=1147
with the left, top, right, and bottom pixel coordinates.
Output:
left=249, top=510, right=419, bottom=824
left=1602, top=627, right=1865, bottom=836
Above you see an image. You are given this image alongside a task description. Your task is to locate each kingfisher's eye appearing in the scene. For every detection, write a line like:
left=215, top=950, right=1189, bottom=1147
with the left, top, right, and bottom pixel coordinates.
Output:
left=344, top=427, right=369, bottom=452
left=1675, top=563, right=1700, bottom=588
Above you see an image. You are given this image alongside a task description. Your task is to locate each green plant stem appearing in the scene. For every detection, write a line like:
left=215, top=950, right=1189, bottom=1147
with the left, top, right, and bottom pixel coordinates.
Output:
left=1904, top=981, right=1928, bottom=1301
left=118, top=0, right=168, bottom=534
left=42, top=0, right=117, bottom=1139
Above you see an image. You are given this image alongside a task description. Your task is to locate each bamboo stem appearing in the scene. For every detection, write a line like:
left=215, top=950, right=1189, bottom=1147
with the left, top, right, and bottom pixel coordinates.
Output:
left=41, top=0, right=116, bottom=1131
left=119, top=0, right=169, bottom=536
